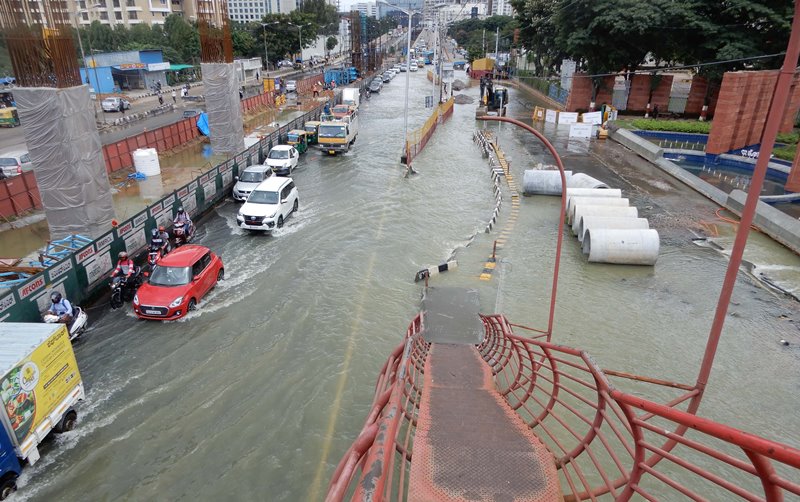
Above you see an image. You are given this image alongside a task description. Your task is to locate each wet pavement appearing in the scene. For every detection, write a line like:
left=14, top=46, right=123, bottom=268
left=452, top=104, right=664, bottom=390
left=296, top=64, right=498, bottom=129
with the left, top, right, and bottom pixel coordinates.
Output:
left=6, top=69, right=800, bottom=502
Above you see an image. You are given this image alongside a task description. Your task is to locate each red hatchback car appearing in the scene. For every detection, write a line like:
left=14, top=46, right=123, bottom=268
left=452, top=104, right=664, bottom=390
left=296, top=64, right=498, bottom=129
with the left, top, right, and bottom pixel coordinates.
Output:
left=133, top=244, right=224, bottom=320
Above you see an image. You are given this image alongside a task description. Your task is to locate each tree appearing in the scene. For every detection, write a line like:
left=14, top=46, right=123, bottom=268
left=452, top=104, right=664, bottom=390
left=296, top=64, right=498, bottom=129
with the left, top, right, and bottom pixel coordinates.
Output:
left=232, top=29, right=257, bottom=57
left=510, top=0, right=563, bottom=75
left=164, top=14, right=199, bottom=64
left=326, top=35, right=338, bottom=54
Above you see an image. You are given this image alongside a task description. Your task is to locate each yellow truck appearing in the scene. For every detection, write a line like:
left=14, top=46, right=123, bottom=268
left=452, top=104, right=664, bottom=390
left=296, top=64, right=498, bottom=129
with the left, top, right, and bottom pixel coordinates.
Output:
left=0, top=323, right=84, bottom=498
left=318, top=112, right=359, bottom=155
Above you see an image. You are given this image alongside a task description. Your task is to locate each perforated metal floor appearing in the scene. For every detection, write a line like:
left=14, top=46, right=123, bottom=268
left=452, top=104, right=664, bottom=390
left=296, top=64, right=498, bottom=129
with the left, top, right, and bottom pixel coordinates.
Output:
left=409, top=343, right=563, bottom=501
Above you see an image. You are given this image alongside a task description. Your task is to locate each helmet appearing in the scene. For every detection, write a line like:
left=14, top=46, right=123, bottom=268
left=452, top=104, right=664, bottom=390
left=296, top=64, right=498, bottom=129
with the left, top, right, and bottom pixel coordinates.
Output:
left=177, top=206, right=185, bottom=214
left=119, top=251, right=128, bottom=260
left=151, top=228, right=159, bottom=237
left=50, top=291, right=62, bottom=304
left=158, top=225, right=165, bottom=232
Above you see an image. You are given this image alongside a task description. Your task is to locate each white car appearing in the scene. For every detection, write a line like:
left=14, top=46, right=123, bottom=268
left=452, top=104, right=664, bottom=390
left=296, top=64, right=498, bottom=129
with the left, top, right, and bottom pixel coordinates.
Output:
left=101, top=97, right=131, bottom=112
left=237, top=176, right=299, bottom=232
left=409, top=62, right=418, bottom=72
left=232, top=164, right=273, bottom=201
left=265, top=145, right=299, bottom=176
left=285, top=80, right=297, bottom=92
left=0, top=150, right=33, bottom=177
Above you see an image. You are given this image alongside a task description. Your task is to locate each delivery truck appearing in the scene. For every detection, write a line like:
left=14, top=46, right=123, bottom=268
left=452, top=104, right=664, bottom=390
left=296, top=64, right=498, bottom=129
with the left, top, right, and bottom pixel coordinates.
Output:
left=342, top=88, right=360, bottom=110
left=0, top=323, right=85, bottom=499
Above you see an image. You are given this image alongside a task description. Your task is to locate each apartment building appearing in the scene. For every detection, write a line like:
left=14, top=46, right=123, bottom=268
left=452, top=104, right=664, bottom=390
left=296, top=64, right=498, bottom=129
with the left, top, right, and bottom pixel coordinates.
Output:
left=68, top=0, right=197, bottom=27
left=228, top=0, right=301, bottom=23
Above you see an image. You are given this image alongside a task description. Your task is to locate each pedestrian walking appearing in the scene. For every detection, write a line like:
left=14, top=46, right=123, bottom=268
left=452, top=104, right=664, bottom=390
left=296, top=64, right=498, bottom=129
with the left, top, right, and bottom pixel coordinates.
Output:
left=158, top=93, right=164, bottom=106
left=171, top=90, right=176, bottom=103
left=119, top=100, right=125, bottom=114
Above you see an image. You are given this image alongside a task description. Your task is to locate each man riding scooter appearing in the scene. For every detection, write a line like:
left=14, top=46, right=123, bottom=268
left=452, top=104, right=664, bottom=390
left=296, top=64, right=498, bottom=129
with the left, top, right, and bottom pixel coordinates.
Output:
left=150, top=226, right=171, bottom=255
left=46, top=291, right=73, bottom=324
left=173, top=206, right=194, bottom=247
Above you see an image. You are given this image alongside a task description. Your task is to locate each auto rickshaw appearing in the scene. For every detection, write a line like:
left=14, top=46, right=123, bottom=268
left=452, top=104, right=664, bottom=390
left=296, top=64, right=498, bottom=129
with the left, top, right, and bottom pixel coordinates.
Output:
left=0, top=107, right=20, bottom=127
left=287, top=129, right=309, bottom=154
left=304, top=121, right=320, bottom=145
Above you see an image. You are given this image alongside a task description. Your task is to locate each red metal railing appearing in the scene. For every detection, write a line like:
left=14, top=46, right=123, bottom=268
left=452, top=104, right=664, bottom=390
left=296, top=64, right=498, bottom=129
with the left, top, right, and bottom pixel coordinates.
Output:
left=327, top=313, right=429, bottom=501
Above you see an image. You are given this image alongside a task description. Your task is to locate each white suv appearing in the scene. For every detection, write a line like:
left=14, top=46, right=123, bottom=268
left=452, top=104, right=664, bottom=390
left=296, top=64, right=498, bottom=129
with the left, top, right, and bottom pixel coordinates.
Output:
left=237, top=177, right=299, bottom=232
left=232, top=164, right=273, bottom=201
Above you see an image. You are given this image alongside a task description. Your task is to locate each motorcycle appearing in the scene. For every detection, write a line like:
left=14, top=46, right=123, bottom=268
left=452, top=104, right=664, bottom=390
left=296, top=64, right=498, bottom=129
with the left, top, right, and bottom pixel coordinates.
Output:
left=147, top=244, right=163, bottom=270
left=173, top=222, right=194, bottom=248
left=110, top=268, right=143, bottom=309
left=43, top=307, right=88, bottom=341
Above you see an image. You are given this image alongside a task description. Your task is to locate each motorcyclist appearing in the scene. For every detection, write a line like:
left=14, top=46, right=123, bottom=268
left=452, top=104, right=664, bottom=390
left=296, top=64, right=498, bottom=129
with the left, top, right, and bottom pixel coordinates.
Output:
left=46, top=291, right=73, bottom=324
left=111, top=251, right=136, bottom=286
left=173, top=206, right=194, bottom=242
left=150, top=226, right=171, bottom=255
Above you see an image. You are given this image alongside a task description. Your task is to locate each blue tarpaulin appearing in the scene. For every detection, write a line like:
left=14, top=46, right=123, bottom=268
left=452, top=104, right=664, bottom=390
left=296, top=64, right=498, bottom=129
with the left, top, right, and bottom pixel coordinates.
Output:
left=0, top=77, right=15, bottom=86
left=196, top=112, right=210, bottom=136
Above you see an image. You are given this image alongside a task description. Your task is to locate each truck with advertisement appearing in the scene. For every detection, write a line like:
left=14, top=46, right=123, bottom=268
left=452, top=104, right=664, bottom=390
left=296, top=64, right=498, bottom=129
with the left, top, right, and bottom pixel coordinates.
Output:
left=341, top=88, right=360, bottom=110
left=0, top=323, right=85, bottom=499
left=318, top=111, right=359, bottom=155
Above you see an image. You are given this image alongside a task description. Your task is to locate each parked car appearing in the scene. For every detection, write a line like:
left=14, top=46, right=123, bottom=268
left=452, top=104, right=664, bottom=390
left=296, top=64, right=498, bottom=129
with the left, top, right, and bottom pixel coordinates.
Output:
left=232, top=164, right=274, bottom=201
left=265, top=145, right=299, bottom=176
left=132, top=244, right=224, bottom=320
left=381, top=72, right=392, bottom=83
left=0, top=150, right=33, bottom=177
left=285, top=80, right=297, bottom=93
left=236, top=176, right=299, bottom=232
left=277, top=60, right=293, bottom=68
left=101, top=97, right=131, bottom=112
left=409, top=63, right=418, bottom=72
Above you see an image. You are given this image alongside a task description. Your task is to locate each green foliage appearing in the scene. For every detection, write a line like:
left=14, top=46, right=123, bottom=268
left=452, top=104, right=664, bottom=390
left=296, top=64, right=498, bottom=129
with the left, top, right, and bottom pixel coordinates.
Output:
left=0, top=38, right=11, bottom=77
left=449, top=16, right=517, bottom=62
left=326, top=36, right=338, bottom=53
left=776, top=131, right=800, bottom=145
left=772, top=145, right=795, bottom=161
left=232, top=29, right=257, bottom=57
left=625, top=119, right=712, bottom=134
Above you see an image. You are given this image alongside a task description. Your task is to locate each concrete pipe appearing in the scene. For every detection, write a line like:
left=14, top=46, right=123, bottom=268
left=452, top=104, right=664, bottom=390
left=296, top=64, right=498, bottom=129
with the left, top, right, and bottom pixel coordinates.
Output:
left=581, top=228, right=660, bottom=265
left=578, top=216, right=650, bottom=243
left=565, top=188, right=622, bottom=199
left=523, top=170, right=573, bottom=195
left=571, top=205, right=639, bottom=235
left=566, top=173, right=609, bottom=189
left=567, top=197, right=630, bottom=226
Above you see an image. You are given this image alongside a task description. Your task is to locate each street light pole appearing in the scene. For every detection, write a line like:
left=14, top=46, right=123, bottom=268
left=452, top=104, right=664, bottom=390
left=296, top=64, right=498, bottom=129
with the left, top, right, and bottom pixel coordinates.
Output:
left=261, top=24, right=269, bottom=74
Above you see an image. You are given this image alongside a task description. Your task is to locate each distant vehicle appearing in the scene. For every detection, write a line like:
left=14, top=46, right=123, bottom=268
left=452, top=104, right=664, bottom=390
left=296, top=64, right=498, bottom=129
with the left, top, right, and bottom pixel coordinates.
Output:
left=133, top=244, right=224, bottom=320
left=101, top=97, right=131, bottom=112
left=399, top=64, right=407, bottom=72
left=409, top=62, right=419, bottom=72
left=277, top=59, right=293, bottom=68
left=265, top=145, right=299, bottom=176
left=232, top=164, right=274, bottom=201
left=342, top=88, right=360, bottom=109
left=368, top=79, right=383, bottom=93
left=183, top=109, right=202, bottom=118
left=0, top=150, right=32, bottom=177
left=381, top=72, right=392, bottom=83
left=237, top=176, right=299, bottom=232
left=285, top=80, right=297, bottom=92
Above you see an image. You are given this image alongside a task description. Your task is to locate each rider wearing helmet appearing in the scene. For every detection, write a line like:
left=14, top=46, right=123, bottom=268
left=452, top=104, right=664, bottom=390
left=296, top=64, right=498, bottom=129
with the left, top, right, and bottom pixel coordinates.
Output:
left=111, top=251, right=136, bottom=285
left=150, top=226, right=171, bottom=254
left=47, top=291, right=74, bottom=324
left=173, top=206, right=194, bottom=242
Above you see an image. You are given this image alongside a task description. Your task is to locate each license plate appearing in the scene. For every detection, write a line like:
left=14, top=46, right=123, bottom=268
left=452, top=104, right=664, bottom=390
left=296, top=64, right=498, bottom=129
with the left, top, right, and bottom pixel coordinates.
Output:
left=145, top=310, right=161, bottom=315
left=328, top=150, right=335, bottom=155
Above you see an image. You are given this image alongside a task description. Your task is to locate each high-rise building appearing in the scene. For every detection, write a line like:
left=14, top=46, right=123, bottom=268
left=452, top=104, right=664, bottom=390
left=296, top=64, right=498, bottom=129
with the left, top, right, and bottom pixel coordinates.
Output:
left=354, top=2, right=376, bottom=18
left=68, top=0, right=197, bottom=26
left=228, top=0, right=300, bottom=23
left=491, top=0, right=512, bottom=16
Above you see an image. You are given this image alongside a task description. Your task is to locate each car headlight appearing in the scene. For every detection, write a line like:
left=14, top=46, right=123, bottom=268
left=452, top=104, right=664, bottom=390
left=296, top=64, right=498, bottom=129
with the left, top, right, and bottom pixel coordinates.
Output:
left=133, top=294, right=139, bottom=305
left=169, top=296, right=184, bottom=308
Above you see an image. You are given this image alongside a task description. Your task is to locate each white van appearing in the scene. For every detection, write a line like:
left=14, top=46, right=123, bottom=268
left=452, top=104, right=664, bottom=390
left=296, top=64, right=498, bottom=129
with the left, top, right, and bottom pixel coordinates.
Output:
left=237, top=176, right=299, bottom=231
left=232, top=164, right=273, bottom=201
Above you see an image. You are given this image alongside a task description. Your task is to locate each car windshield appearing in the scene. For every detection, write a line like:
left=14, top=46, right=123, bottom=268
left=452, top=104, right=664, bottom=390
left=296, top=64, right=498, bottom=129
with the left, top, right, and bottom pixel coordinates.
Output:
left=148, top=265, right=192, bottom=286
left=0, top=158, right=16, bottom=166
left=319, top=125, right=346, bottom=138
left=268, top=149, right=289, bottom=159
left=248, top=190, right=279, bottom=204
left=239, top=170, right=264, bottom=182
left=333, top=106, right=350, bottom=114
left=288, top=133, right=299, bottom=142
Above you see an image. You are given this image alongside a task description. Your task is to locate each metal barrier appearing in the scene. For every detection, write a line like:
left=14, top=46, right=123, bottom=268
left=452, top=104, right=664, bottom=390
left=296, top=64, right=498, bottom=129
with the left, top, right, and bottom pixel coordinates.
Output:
left=405, top=97, right=454, bottom=165
left=0, top=171, right=41, bottom=218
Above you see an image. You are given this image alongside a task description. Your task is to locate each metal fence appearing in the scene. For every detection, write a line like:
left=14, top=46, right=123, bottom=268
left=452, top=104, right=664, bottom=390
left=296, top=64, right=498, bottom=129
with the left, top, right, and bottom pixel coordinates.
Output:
left=0, top=96, right=337, bottom=322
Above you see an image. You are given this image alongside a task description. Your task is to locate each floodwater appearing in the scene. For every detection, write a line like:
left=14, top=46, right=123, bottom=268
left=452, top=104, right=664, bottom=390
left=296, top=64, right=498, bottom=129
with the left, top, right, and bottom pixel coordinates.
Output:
left=11, top=71, right=800, bottom=501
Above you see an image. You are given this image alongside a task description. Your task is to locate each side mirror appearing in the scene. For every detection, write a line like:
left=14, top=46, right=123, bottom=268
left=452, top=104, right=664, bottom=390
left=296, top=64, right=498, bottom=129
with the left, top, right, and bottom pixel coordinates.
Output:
left=193, top=275, right=200, bottom=282
left=281, top=198, right=288, bottom=204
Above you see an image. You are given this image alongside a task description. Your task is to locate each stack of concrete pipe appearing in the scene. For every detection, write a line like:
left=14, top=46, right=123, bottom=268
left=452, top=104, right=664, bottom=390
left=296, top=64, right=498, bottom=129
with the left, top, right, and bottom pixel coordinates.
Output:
left=523, top=171, right=660, bottom=265
left=565, top=187, right=659, bottom=265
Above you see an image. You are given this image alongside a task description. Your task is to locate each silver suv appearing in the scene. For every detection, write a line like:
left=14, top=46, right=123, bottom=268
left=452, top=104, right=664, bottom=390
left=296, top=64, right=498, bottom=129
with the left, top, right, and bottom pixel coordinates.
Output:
left=232, top=164, right=273, bottom=201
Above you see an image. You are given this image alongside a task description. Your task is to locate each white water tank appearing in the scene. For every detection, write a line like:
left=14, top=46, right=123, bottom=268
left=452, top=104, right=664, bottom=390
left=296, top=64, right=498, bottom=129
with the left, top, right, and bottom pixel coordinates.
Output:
left=133, top=148, right=161, bottom=176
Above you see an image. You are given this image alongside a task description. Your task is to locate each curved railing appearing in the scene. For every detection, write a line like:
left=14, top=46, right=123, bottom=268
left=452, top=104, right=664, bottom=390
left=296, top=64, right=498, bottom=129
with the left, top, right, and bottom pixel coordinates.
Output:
left=479, top=314, right=800, bottom=500
left=326, top=313, right=429, bottom=502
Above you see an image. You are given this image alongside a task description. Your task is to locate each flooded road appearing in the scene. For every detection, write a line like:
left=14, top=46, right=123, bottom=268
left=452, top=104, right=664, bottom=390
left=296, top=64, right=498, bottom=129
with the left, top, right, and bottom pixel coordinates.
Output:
left=12, top=72, right=800, bottom=501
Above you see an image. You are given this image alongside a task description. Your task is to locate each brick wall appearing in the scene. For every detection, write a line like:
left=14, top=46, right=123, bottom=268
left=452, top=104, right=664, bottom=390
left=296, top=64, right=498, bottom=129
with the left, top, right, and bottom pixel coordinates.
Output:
left=706, top=70, right=800, bottom=155
left=625, top=74, right=674, bottom=113
left=684, top=76, right=720, bottom=117
left=566, top=74, right=615, bottom=112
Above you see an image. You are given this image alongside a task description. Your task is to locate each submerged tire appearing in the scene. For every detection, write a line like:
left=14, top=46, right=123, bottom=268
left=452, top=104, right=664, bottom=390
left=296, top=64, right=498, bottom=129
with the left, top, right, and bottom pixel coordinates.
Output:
left=110, top=291, right=123, bottom=310
left=55, top=410, right=78, bottom=433
left=188, top=299, right=197, bottom=311
left=277, top=216, right=284, bottom=228
left=0, top=477, right=16, bottom=500
left=293, top=199, right=298, bottom=212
